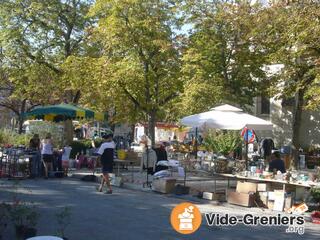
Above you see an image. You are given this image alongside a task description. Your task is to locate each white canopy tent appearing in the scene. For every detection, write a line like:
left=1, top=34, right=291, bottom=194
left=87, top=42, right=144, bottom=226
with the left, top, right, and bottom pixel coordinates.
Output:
left=181, top=104, right=273, bottom=131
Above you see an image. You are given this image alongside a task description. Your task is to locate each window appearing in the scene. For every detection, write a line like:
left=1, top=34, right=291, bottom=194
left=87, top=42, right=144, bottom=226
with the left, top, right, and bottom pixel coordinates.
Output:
left=260, top=97, right=270, bottom=115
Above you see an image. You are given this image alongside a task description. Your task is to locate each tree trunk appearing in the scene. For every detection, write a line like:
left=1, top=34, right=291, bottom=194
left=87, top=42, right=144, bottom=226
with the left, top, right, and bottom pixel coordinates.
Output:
left=291, top=88, right=304, bottom=168
left=148, top=111, right=156, bottom=147
left=18, top=115, right=24, bottom=134
left=18, top=99, right=27, bottom=134
left=64, top=119, right=74, bottom=145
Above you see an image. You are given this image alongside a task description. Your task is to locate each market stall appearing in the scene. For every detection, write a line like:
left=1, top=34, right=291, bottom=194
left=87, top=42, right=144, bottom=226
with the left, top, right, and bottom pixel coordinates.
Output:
left=178, top=104, right=320, bottom=213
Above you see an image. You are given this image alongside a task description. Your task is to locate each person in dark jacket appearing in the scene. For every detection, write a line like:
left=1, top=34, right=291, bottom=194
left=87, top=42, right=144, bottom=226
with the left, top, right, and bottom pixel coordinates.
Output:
left=29, top=134, right=41, bottom=178
left=154, top=142, right=168, bottom=172
left=269, top=151, right=286, bottom=173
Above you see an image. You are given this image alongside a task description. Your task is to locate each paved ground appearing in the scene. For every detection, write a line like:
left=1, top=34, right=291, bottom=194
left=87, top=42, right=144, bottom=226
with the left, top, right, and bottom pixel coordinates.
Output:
left=0, top=178, right=319, bottom=240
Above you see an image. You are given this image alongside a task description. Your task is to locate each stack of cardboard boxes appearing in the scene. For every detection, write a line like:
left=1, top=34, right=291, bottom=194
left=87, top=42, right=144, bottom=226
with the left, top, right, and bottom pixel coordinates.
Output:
left=227, top=181, right=295, bottom=212
left=256, top=183, right=293, bottom=212
left=227, top=181, right=257, bottom=207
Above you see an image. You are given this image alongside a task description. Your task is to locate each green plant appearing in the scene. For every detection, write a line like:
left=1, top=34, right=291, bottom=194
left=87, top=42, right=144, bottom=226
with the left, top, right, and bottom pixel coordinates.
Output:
left=70, top=138, right=104, bottom=158
left=56, top=207, right=72, bottom=238
left=0, top=129, right=32, bottom=147
left=311, top=187, right=320, bottom=202
left=204, top=130, right=242, bottom=156
left=70, top=141, right=87, bottom=159
left=9, top=203, right=39, bottom=228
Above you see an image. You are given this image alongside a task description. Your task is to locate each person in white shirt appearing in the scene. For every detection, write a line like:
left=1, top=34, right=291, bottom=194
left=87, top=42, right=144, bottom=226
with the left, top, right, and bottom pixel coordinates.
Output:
left=41, top=133, right=54, bottom=179
left=97, top=134, right=115, bottom=194
left=61, top=145, right=72, bottom=176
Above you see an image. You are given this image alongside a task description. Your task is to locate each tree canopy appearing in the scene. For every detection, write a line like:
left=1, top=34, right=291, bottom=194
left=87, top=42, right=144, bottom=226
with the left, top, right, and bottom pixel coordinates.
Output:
left=0, top=0, right=94, bottom=132
left=87, top=0, right=184, bottom=144
left=179, top=0, right=269, bottom=115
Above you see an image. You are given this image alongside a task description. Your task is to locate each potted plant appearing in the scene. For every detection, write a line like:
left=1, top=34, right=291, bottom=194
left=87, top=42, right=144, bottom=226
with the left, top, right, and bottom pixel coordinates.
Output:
left=204, top=130, right=241, bottom=173
left=55, top=207, right=72, bottom=240
left=9, top=203, right=39, bottom=240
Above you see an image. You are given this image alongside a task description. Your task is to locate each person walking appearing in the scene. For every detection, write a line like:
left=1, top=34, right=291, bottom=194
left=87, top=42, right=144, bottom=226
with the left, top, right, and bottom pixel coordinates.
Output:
left=97, top=134, right=115, bottom=194
left=41, top=133, right=54, bottom=179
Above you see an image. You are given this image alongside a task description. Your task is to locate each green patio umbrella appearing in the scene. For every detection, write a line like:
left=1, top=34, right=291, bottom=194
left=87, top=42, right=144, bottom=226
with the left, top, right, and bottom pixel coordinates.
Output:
left=24, top=103, right=105, bottom=121
left=24, top=103, right=86, bottom=121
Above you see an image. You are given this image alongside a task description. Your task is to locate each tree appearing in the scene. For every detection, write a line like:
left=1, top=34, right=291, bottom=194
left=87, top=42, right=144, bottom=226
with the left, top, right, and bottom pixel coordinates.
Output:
left=253, top=2, right=320, bottom=158
left=0, top=60, right=58, bottom=133
left=89, top=0, right=183, bottom=145
left=180, top=0, right=269, bottom=116
left=0, top=0, right=94, bottom=135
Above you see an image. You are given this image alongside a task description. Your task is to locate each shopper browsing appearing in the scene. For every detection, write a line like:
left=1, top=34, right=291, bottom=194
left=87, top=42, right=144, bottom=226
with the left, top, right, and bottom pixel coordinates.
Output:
left=41, top=133, right=54, bottom=179
left=269, top=151, right=286, bottom=174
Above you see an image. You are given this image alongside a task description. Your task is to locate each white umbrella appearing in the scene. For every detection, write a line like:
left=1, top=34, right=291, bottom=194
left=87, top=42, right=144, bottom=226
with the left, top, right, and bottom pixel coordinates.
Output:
left=181, top=104, right=273, bottom=131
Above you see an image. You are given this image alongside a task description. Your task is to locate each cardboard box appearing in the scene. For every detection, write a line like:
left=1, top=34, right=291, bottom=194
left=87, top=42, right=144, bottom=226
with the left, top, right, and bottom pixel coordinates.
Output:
left=236, top=181, right=257, bottom=194
left=152, top=178, right=176, bottom=194
left=271, top=191, right=285, bottom=211
left=227, top=191, right=255, bottom=207
left=268, top=191, right=275, bottom=201
left=203, top=191, right=226, bottom=201
left=257, top=183, right=270, bottom=192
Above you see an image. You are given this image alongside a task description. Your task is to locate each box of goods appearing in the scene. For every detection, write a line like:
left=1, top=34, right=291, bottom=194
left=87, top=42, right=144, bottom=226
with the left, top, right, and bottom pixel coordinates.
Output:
left=126, top=151, right=139, bottom=160
left=152, top=178, right=176, bottom=194
left=203, top=190, right=226, bottom=201
left=287, top=203, right=309, bottom=214
left=257, top=183, right=271, bottom=192
left=227, top=191, right=255, bottom=207
left=236, top=181, right=257, bottom=194
left=273, top=191, right=285, bottom=212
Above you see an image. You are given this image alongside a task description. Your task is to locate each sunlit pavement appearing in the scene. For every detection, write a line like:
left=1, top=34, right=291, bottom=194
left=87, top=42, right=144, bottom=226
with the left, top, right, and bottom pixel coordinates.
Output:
left=0, top=178, right=319, bottom=240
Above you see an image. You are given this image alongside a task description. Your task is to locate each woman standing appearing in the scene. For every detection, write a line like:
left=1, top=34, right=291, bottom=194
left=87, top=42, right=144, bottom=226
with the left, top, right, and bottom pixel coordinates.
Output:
left=29, top=134, right=41, bottom=178
left=41, top=133, right=54, bottom=179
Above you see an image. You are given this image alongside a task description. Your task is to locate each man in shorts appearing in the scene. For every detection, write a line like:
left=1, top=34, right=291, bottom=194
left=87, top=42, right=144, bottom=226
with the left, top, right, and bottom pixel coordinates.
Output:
left=97, top=134, right=115, bottom=194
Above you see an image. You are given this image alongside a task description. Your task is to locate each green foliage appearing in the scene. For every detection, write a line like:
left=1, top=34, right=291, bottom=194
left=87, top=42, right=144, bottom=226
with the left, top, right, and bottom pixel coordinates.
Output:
left=9, top=203, right=39, bottom=228
left=311, top=187, right=320, bottom=202
left=253, top=2, right=320, bottom=105
left=0, top=0, right=95, bottom=127
left=69, top=138, right=103, bottom=158
left=24, top=121, right=64, bottom=148
left=87, top=0, right=184, bottom=144
left=179, top=1, right=269, bottom=116
left=70, top=141, right=87, bottom=159
left=204, top=130, right=241, bottom=155
left=0, top=129, right=31, bottom=147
